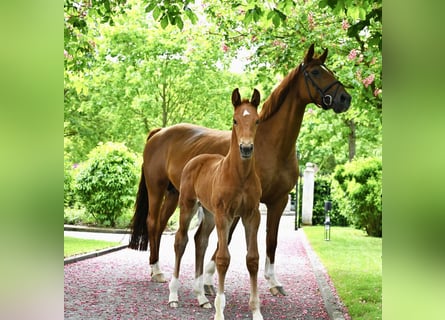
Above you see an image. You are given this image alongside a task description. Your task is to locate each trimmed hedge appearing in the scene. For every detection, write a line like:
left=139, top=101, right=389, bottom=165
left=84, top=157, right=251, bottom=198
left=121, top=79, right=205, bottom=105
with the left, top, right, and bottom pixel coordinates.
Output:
left=331, top=157, right=382, bottom=237
left=312, top=175, right=350, bottom=227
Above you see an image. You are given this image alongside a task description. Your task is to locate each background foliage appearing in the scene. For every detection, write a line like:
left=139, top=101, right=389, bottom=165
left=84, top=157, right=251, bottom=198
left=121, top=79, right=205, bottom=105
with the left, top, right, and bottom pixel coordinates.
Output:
left=74, top=142, right=139, bottom=227
left=64, top=0, right=381, bottom=229
left=331, top=157, right=382, bottom=236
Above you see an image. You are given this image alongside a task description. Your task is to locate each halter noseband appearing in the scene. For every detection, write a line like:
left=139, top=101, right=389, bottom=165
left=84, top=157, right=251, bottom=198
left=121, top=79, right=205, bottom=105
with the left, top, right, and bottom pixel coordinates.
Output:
left=301, top=62, right=342, bottom=110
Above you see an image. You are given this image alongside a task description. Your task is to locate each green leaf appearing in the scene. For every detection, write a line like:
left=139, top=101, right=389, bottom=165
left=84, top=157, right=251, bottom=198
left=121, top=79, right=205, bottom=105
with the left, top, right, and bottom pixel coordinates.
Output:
left=272, top=14, right=281, bottom=28
left=145, top=2, right=157, bottom=13
left=185, top=8, right=198, bottom=24
left=175, top=16, right=184, bottom=30
left=160, top=15, right=169, bottom=29
left=152, top=6, right=161, bottom=20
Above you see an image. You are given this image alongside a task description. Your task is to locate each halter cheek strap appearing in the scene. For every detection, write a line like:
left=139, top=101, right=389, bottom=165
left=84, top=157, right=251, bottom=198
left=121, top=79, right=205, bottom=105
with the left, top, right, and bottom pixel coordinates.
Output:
left=301, top=63, right=342, bottom=110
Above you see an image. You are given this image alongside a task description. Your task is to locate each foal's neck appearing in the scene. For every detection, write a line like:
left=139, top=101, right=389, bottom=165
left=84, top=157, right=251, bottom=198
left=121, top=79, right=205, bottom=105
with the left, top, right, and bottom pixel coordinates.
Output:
left=224, top=134, right=256, bottom=180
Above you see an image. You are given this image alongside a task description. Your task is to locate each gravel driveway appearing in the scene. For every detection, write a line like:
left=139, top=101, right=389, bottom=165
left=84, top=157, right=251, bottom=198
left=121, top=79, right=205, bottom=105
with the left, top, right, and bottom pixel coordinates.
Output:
left=64, top=215, right=349, bottom=319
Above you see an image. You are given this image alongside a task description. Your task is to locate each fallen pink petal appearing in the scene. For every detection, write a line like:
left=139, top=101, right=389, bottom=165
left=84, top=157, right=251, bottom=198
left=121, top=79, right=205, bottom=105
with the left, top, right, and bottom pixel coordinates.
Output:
left=65, top=216, right=350, bottom=319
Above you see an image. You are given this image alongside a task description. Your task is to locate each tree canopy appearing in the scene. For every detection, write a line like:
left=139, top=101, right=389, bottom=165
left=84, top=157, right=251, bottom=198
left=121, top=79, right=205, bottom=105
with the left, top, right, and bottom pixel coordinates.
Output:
left=64, top=0, right=382, bottom=172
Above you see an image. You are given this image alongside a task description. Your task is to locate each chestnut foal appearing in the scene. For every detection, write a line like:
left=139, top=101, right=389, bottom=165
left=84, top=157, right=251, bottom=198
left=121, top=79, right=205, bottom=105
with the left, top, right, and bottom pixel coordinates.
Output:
left=168, top=88, right=263, bottom=320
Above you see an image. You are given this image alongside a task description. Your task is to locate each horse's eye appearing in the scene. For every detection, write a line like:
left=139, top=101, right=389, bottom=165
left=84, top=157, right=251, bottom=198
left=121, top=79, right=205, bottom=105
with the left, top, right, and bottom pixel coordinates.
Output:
left=255, top=119, right=259, bottom=125
left=311, top=69, right=320, bottom=76
left=233, top=119, right=237, bottom=125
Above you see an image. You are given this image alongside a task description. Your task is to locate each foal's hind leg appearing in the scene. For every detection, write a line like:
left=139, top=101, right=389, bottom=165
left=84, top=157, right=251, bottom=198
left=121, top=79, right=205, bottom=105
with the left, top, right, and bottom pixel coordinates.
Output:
left=169, top=200, right=199, bottom=308
left=204, top=216, right=240, bottom=296
left=193, top=207, right=215, bottom=308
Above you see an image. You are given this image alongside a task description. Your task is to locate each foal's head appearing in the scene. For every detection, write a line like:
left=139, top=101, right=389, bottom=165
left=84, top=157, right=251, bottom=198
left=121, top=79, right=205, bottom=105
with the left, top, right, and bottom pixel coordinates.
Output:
left=231, top=88, right=261, bottom=160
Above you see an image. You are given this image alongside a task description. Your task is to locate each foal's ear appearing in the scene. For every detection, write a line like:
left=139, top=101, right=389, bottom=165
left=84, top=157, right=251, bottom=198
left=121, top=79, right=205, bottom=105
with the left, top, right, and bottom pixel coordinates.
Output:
left=319, top=48, right=328, bottom=64
left=232, top=88, right=241, bottom=107
left=304, top=43, right=315, bottom=64
left=251, top=88, right=261, bottom=108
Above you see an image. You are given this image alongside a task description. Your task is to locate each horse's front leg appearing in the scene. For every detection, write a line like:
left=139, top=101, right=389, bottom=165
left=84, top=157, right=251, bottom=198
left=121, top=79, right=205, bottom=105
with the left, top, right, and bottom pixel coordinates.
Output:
left=193, top=207, right=215, bottom=308
left=264, top=197, right=288, bottom=296
left=214, top=214, right=232, bottom=320
left=204, top=216, right=240, bottom=296
left=243, top=208, right=263, bottom=320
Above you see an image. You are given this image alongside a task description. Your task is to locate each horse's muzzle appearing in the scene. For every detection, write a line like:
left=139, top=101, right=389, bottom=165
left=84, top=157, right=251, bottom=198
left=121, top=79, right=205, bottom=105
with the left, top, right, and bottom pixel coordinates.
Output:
left=240, top=144, right=254, bottom=159
left=333, top=92, right=352, bottom=113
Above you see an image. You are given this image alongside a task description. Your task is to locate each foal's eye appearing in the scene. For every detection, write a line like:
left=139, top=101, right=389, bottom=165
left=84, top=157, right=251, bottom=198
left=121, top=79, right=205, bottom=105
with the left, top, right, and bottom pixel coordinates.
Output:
left=233, top=119, right=237, bottom=125
left=255, top=119, right=259, bottom=125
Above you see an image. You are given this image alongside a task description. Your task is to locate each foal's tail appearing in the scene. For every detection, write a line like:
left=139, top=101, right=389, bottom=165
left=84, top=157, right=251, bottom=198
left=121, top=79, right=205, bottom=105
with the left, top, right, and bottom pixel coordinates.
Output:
left=128, top=128, right=162, bottom=251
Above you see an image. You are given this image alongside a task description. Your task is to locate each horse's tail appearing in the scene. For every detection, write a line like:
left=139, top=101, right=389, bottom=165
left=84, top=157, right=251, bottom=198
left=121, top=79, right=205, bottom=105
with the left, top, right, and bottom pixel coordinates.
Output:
left=128, top=128, right=162, bottom=251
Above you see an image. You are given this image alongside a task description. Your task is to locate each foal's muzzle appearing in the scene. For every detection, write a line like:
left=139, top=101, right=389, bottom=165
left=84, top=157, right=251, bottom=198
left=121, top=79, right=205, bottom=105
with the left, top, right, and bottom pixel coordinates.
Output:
left=240, top=143, right=254, bottom=159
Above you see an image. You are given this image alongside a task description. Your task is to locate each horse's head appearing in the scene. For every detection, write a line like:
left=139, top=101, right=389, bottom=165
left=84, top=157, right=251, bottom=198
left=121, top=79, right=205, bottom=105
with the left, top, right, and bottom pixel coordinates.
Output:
left=231, top=88, right=261, bottom=160
left=301, top=44, right=351, bottom=113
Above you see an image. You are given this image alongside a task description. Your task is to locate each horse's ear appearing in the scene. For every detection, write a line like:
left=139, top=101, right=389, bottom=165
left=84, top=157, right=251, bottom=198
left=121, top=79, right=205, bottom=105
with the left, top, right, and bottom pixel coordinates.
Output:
left=251, top=89, right=261, bottom=108
left=304, top=43, right=315, bottom=64
left=232, top=88, right=241, bottom=107
left=319, top=48, right=328, bottom=64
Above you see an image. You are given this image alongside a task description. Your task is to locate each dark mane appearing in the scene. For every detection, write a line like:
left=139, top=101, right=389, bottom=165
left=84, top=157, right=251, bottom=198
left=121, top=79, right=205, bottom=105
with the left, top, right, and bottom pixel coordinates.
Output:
left=259, top=64, right=302, bottom=121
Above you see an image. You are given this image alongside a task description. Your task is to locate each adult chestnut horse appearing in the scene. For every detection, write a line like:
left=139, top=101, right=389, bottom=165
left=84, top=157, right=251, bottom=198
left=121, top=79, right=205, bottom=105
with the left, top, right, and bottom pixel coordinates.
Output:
left=169, top=88, right=263, bottom=319
left=129, top=44, right=351, bottom=296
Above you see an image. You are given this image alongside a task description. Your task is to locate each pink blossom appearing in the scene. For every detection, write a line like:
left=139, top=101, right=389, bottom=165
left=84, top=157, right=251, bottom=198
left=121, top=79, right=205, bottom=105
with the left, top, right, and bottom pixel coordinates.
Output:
left=374, top=88, right=382, bottom=96
left=308, top=12, right=315, bottom=29
left=221, top=43, right=229, bottom=52
left=362, top=74, right=375, bottom=88
left=348, top=49, right=358, bottom=60
left=342, top=19, right=350, bottom=30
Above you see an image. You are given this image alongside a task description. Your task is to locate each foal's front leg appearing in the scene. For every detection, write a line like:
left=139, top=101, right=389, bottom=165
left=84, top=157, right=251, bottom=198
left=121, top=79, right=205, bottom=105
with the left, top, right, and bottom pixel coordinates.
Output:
left=243, top=208, right=263, bottom=320
left=204, top=216, right=240, bottom=296
left=214, top=215, right=232, bottom=320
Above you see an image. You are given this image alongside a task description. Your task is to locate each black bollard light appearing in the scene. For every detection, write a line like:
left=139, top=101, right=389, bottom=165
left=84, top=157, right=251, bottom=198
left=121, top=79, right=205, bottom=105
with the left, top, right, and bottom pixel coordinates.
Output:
left=324, top=200, right=332, bottom=241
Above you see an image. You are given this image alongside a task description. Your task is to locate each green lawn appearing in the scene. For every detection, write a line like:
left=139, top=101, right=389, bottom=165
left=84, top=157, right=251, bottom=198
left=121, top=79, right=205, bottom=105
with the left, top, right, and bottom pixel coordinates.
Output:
left=64, top=236, right=121, bottom=258
left=303, top=226, right=382, bottom=320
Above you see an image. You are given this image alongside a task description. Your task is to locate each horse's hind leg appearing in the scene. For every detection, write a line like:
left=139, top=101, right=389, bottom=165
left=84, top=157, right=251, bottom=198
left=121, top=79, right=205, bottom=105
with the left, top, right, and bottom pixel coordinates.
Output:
left=204, top=216, right=240, bottom=296
left=169, top=200, right=199, bottom=308
left=193, top=207, right=215, bottom=308
left=147, top=180, right=179, bottom=283
left=243, top=208, right=263, bottom=320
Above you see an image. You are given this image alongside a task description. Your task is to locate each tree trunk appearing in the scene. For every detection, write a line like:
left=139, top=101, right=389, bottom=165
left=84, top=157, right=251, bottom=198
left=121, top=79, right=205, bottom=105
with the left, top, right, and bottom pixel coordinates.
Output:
left=348, top=119, right=356, bottom=161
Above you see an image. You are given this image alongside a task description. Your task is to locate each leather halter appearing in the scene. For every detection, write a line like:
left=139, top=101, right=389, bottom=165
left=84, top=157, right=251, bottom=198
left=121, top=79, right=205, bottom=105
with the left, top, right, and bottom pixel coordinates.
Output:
left=301, top=62, right=342, bottom=110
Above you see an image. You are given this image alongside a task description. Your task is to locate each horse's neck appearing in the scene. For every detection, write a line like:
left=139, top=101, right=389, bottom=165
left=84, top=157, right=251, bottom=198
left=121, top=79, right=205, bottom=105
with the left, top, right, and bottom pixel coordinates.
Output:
left=258, top=84, right=307, bottom=158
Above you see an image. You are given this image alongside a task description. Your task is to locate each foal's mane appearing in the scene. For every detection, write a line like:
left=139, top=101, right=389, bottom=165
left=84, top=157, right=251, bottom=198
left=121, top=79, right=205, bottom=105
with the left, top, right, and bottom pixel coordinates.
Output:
left=259, top=64, right=302, bottom=122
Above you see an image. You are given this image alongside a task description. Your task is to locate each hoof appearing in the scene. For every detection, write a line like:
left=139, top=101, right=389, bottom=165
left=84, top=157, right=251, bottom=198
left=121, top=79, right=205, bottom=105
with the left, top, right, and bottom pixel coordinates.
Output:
left=204, top=284, right=216, bottom=296
left=200, top=302, right=212, bottom=309
left=151, top=273, right=167, bottom=283
left=168, top=301, right=179, bottom=308
left=270, top=286, right=287, bottom=296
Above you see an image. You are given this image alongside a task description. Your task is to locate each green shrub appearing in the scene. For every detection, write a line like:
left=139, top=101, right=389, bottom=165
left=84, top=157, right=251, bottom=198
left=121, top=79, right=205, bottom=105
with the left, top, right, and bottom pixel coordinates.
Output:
left=64, top=161, right=77, bottom=208
left=75, top=142, right=139, bottom=227
left=332, top=157, right=382, bottom=237
left=313, top=175, right=350, bottom=226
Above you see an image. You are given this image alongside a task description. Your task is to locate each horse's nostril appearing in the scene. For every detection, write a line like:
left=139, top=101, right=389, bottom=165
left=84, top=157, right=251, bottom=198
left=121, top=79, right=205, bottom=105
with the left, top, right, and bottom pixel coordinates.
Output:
left=240, top=144, right=254, bottom=156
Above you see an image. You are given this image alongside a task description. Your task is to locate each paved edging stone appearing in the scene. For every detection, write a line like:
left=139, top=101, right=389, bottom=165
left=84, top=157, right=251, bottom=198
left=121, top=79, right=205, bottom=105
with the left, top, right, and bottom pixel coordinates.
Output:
left=300, top=229, right=347, bottom=320
left=64, top=244, right=128, bottom=265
